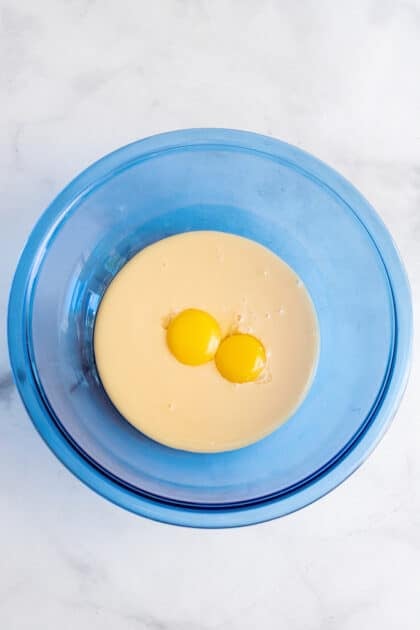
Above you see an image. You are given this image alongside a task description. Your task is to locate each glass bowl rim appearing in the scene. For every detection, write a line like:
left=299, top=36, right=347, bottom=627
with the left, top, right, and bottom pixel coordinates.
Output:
left=8, top=128, right=413, bottom=528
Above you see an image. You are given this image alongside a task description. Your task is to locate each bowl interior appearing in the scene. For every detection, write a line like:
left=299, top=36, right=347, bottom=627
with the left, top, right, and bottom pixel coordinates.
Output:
left=28, top=143, right=393, bottom=506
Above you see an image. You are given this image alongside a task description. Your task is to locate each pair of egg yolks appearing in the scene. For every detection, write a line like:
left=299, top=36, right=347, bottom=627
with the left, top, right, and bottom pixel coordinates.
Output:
left=166, top=308, right=266, bottom=383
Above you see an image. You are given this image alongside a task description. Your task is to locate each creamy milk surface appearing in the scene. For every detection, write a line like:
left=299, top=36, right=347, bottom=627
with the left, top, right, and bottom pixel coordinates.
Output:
left=94, top=231, right=319, bottom=452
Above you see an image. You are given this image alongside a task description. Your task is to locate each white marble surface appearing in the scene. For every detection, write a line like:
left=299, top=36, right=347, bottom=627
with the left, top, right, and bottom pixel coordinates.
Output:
left=1, top=1, right=420, bottom=628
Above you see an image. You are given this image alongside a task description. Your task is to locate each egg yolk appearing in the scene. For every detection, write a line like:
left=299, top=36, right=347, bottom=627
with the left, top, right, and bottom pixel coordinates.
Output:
left=215, top=333, right=266, bottom=383
left=166, top=308, right=221, bottom=366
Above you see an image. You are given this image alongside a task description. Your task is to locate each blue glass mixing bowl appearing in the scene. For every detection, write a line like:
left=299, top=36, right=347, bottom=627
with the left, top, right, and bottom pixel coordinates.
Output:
left=8, top=129, right=412, bottom=527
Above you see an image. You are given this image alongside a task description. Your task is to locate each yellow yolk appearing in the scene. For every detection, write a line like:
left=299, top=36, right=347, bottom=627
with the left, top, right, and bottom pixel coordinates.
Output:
left=166, top=308, right=221, bottom=366
left=215, top=333, right=266, bottom=383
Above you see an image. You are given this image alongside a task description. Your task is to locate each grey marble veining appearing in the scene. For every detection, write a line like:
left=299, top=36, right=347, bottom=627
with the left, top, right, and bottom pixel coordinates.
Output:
left=1, top=1, right=420, bottom=628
